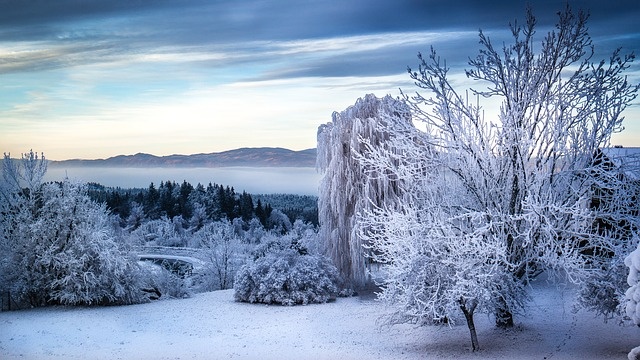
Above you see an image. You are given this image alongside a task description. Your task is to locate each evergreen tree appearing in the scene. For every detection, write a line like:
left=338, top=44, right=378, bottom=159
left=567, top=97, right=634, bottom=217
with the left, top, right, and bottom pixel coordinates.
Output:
left=239, top=191, right=254, bottom=222
left=178, top=180, right=194, bottom=219
left=255, top=199, right=267, bottom=227
left=144, top=182, right=160, bottom=220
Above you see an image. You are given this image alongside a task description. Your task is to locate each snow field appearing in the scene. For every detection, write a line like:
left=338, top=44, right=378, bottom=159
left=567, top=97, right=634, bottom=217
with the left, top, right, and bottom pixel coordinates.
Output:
left=1, top=276, right=637, bottom=359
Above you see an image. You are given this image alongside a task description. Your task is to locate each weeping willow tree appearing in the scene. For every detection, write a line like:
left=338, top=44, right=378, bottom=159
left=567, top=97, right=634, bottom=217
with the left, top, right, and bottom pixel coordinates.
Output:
left=316, top=94, right=411, bottom=289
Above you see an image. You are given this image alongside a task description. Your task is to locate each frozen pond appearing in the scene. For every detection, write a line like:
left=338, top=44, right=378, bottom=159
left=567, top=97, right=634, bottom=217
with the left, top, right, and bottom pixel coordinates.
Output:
left=45, top=166, right=320, bottom=195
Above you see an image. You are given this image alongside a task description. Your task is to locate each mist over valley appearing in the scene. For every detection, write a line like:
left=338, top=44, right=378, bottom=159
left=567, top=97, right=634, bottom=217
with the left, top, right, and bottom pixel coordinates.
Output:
left=45, top=147, right=319, bottom=194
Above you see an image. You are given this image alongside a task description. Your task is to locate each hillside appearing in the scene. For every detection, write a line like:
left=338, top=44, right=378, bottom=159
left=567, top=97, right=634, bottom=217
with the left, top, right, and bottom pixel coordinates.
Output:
left=49, top=147, right=317, bottom=168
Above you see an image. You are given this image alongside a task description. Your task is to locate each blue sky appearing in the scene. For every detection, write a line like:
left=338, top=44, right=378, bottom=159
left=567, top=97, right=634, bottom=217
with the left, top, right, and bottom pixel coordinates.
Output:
left=0, top=0, right=638, bottom=160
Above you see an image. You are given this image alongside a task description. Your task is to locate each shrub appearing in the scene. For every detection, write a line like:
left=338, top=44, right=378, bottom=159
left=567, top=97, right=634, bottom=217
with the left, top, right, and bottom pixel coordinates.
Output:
left=139, top=261, right=191, bottom=300
left=234, top=242, right=340, bottom=305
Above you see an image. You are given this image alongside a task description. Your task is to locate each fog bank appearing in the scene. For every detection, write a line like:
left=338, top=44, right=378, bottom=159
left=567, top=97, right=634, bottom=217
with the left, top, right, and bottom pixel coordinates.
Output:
left=45, top=167, right=320, bottom=195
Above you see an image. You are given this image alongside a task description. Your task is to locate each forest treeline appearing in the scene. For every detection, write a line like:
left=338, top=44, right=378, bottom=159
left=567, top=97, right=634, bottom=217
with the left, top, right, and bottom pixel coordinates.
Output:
left=86, top=181, right=318, bottom=230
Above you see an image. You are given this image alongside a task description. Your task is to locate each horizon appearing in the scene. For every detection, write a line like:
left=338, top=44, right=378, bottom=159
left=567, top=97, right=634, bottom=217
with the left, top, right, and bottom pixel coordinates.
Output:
left=1, top=1, right=639, bottom=160
left=46, top=146, right=317, bottom=162
left=29, top=144, right=640, bottom=163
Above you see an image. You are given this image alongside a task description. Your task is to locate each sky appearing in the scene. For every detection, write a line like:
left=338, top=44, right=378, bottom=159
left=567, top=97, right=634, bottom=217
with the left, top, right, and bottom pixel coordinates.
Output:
left=0, top=0, right=638, bottom=160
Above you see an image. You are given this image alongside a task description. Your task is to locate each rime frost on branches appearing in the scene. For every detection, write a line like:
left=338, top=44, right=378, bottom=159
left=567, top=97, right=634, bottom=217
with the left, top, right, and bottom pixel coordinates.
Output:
left=356, top=6, right=638, bottom=350
left=625, top=244, right=640, bottom=324
left=317, top=94, right=410, bottom=288
left=625, top=242, right=640, bottom=360
left=193, top=219, right=246, bottom=291
left=233, top=231, right=340, bottom=305
left=0, top=152, right=144, bottom=307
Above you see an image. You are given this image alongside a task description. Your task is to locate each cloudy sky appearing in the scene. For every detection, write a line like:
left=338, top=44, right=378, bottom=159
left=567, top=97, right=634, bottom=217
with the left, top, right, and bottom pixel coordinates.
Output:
left=1, top=0, right=638, bottom=160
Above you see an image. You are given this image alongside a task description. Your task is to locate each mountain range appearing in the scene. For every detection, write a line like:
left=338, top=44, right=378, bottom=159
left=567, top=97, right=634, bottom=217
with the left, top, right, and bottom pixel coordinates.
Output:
left=49, top=147, right=317, bottom=168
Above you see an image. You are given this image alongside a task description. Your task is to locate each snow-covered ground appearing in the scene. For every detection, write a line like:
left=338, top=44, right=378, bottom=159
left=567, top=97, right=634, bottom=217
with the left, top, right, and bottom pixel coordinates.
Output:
left=1, top=276, right=637, bottom=359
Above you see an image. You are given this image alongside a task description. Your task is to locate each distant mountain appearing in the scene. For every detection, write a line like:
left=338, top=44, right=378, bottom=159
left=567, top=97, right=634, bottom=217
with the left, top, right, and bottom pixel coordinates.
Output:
left=49, top=147, right=317, bottom=168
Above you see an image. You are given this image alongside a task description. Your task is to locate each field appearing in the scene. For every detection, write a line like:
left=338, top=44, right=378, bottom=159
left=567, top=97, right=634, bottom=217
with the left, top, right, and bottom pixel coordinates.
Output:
left=1, top=274, right=637, bottom=359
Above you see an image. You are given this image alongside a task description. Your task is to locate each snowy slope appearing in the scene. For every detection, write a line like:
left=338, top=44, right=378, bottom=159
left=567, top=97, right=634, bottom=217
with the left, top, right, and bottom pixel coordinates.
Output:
left=1, top=277, right=637, bottom=359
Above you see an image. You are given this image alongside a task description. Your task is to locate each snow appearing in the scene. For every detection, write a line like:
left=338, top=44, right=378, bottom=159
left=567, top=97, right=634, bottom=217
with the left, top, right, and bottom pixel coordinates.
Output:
left=626, top=245, right=640, bottom=325
left=1, top=275, right=637, bottom=359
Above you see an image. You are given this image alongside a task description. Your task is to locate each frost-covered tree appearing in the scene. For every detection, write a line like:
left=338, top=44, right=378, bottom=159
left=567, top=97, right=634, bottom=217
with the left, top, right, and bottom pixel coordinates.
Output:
left=317, top=94, right=411, bottom=289
left=577, top=149, right=640, bottom=319
left=1, top=152, right=145, bottom=307
left=625, top=232, right=640, bottom=359
left=125, top=202, right=145, bottom=231
left=194, top=220, right=246, bottom=290
left=357, top=5, right=638, bottom=344
left=36, top=180, right=144, bottom=305
left=0, top=150, right=48, bottom=308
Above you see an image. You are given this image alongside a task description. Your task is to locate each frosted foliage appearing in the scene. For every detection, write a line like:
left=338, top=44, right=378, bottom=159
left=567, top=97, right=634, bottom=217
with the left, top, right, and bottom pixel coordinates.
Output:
left=365, top=205, right=524, bottom=325
left=42, top=182, right=143, bottom=305
left=317, top=93, right=411, bottom=288
left=625, top=244, right=640, bottom=325
left=625, top=243, right=640, bottom=360
left=234, top=238, right=339, bottom=306
left=1, top=152, right=144, bottom=307
left=193, top=220, right=246, bottom=291
left=356, top=6, right=639, bottom=342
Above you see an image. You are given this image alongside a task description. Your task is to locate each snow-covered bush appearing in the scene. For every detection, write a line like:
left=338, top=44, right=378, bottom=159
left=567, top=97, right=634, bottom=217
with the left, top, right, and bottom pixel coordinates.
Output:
left=1, top=162, right=146, bottom=306
left=1, top=152, right=148, bottom=307
left=234, top=238, right=340, bottom=305
left=624, top=242, right=640, bottom=360
left=266, top=208, right=292, bottom=233
left=139, top=261, right=191, bottom=300
left=129, top=216, right=187, bottom=247
left=625, top=244, right=640, bottom=324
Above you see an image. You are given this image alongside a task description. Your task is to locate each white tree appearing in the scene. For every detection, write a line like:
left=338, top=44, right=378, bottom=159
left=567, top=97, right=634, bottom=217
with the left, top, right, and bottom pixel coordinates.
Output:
left=195, top=220, right=245, bottom=290
left=357, top=5, right=638, bottom=349
left=1, top=151, right=145, bottom=307
left=36, top=180, right=144, bottom=305
left=317, top=94, right=410, bottom=289
left=625, top=236, right=640, bottom=359
left=125, top=202, right=145, bottom=231
left=0, top=150, right=48, bottom=308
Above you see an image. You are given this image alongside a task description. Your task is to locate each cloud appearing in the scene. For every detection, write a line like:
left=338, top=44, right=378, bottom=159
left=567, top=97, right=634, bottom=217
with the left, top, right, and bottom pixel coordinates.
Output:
left=0, top=0, right=638, bottom=159
left=0, top=0, right=637, bottom=77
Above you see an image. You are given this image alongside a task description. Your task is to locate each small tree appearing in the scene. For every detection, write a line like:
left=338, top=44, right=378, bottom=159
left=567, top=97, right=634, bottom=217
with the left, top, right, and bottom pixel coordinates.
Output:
left=195, top=220, right=245, bottom=290
left=38, top=180, right=144, bottom=305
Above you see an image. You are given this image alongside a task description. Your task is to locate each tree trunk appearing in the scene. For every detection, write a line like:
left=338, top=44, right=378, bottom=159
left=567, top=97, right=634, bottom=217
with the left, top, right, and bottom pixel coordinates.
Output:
left=496, top=309, right=514, bottom=328
left=495, top=298, right=514, bottom=328
left=460, top=298, right=480, bottom=351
